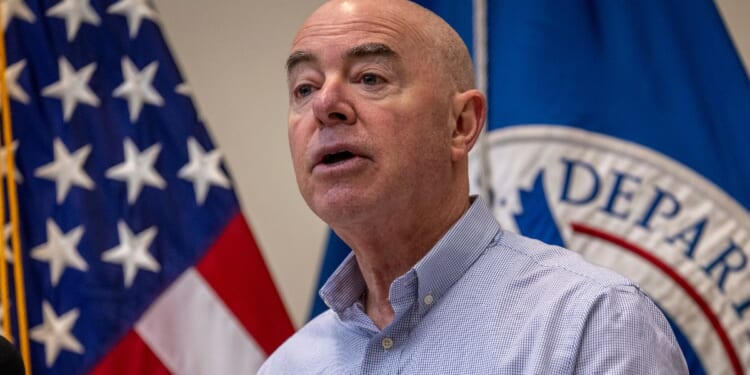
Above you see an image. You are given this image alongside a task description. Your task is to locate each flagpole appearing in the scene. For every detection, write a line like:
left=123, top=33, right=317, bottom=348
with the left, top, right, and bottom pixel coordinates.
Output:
left=0, top=136, right=11, bottom=341
left=0, top=12, right=31, bottom=375
left=0, top=4, right=14, bottom=344
left=473, top=0, right=491, bottom=205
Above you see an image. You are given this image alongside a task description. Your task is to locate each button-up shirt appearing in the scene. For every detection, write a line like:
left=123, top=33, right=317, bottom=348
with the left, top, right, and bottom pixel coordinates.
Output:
left=259, top=198, right=687, bottom=374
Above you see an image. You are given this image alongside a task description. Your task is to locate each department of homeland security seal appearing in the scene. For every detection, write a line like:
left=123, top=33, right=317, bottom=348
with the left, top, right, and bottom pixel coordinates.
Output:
left=470, top=125, right=750, bottom=374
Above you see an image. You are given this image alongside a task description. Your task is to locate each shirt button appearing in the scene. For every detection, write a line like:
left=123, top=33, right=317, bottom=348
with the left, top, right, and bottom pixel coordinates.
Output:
left=423, top=293, right=434, bottom=305
left=381, top=337, right=394, bottom=350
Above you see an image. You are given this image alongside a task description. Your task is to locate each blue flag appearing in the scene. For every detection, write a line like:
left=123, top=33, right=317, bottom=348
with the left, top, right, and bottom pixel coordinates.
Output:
left=312, top=1, right=750, bottom=373
left=473, top=1, right=750, bottom=374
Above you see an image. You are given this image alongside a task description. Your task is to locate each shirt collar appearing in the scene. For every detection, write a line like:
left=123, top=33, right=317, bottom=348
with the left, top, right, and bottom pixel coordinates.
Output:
left=319, top=196, right=502, bottom=315
left=319, top=251, right=365, bottom=314
left=411, top=196, right=502, bottom=314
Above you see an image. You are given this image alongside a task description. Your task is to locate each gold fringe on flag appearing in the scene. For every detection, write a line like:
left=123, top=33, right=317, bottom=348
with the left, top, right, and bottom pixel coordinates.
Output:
left=0, top=7, right=32, bottom=374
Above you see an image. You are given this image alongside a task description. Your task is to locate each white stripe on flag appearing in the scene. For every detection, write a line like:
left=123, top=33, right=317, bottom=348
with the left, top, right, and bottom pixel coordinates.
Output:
left=135, top=268, right=266, bottom=374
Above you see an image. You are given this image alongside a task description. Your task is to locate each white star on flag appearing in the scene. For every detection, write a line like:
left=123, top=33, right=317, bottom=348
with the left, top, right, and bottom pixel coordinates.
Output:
left=106, top=0, right=157, bottom=39
left=0, top=140, right=22, bottom=183
left=174, top=82, right=206, bottom=122
left=106, top=138, right=166, bottom=204
left=112, top=57, right=163, bottom=122
left=1, top=59, right=30, bottom=109
left=1, top=0, right=36, bottom=30
left=174, top=82, right=191, bottom=96
left=178, top=137, right=230, bottom=205
left=30, top=301, right=84, bottom=367
left=41, top=57, right=99, bottom=122
left=101, top=221, right=160, bottom=288
left=30, top=219, right=88, bottom=286
left=46, top=0, right=101, bottom=41
left=34, top=138, right=95, bottom=204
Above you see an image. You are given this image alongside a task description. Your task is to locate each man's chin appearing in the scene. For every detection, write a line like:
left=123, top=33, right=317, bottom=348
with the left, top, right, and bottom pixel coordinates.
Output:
left=308, top=190, right=377, bottom=226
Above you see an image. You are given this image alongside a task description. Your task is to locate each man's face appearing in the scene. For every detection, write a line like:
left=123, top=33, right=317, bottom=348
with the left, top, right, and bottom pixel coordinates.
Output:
left=286, top=1, right=455, bottom=226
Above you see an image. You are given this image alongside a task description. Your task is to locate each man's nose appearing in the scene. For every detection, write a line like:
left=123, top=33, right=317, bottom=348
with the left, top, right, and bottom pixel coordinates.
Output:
left=312, top=79, right=356, bottom=126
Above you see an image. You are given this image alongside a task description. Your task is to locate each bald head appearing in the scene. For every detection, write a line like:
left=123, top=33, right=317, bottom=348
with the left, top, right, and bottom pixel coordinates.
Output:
left=286, top=0, right=486, bottom=235
left=293, top=0, right=475, bottom=93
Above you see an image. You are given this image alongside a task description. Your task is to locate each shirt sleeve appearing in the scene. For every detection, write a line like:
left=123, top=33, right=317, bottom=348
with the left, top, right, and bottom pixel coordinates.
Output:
left=572, top=285, right=689, bottom=374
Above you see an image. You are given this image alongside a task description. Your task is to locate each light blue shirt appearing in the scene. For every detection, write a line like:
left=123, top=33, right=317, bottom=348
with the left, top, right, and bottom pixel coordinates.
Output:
left=260, top=198, right=688, bottom=374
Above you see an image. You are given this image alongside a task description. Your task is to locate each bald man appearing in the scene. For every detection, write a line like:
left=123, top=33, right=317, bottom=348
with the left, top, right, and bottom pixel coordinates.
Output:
left=260, top=0, right=688, bottom=373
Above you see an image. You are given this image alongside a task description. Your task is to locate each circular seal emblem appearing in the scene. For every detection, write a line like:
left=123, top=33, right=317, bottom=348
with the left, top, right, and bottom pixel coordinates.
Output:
left=470, top=125, right=750, bottom=374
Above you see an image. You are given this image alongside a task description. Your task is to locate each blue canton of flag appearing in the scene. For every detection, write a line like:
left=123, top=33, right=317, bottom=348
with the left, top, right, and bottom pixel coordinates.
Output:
left=0, top=0, right=293, bottom=374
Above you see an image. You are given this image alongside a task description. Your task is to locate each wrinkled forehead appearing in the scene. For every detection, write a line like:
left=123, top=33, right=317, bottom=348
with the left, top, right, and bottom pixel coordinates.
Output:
left=290, top=1, right=430, bottom=60
left=293, top=19, right=422, bottom=53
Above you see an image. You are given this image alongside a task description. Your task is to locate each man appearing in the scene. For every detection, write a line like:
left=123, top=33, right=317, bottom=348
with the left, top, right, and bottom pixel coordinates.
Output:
left=260, top=0, right=688, bottom=373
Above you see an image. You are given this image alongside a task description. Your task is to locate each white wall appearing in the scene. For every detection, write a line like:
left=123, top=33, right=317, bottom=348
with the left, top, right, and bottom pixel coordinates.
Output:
left=154, top=0, right=750, bottom=329
left=154, top=0, right=327, bottom=328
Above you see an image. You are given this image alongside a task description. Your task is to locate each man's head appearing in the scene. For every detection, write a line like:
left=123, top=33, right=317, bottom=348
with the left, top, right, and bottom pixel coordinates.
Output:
left=286, top=0, right=486, bottom=229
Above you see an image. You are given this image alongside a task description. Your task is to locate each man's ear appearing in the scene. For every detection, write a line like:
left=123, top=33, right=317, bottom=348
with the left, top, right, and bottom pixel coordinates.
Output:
left=450, top=89, right=486, bottom=162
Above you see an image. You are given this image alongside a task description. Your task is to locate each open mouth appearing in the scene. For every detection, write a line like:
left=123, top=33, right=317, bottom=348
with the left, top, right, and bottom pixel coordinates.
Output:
left=322, top=151, right=356, bottom=165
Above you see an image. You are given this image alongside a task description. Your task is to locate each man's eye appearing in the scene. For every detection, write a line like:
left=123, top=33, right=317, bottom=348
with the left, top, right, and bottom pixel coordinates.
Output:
left=295, top=84, right=314, bottom=98
left=361, top=73, right=383, bottom=86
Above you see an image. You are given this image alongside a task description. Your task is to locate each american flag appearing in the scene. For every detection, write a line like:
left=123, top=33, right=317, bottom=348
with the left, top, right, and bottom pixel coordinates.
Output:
left=0, top=0, right=294, bottom=373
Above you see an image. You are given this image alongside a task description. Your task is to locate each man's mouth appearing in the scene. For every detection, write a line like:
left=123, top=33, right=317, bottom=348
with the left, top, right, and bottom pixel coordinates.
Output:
left=322, top=151, right=356, bottom=165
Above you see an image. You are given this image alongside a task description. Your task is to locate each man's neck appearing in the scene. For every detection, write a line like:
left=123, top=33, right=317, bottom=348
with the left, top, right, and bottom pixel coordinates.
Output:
left=335, top=195, right=471, bottom=330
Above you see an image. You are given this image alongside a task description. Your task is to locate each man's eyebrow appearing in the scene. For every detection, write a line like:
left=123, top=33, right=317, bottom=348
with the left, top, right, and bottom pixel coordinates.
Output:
left=345, top=43, right=398, bottom=60
left=286, top=43, right=398, bottom=75
left=286, top=51, right=317, bottom=75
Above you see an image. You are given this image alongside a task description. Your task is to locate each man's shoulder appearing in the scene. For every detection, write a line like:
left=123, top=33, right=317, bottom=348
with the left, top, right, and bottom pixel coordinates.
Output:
left=486, top=229, right=635, bottom=289
left=414, top=230, right=686, bottom=373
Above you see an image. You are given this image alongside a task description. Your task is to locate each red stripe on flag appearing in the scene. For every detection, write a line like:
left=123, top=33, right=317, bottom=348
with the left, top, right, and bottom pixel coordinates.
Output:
left=196, top=213, right=295, bottom=355
left=90, top=330, right=171, bottom=375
